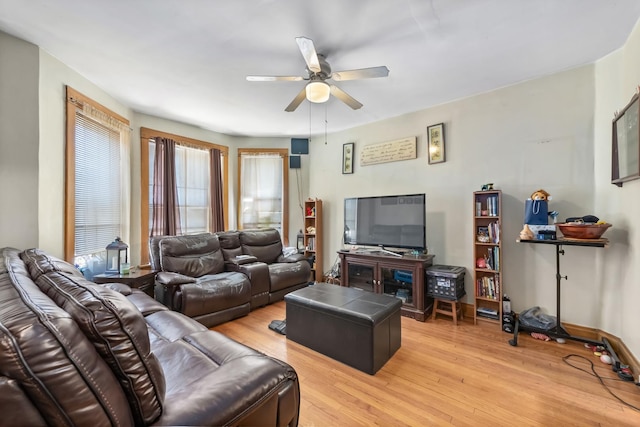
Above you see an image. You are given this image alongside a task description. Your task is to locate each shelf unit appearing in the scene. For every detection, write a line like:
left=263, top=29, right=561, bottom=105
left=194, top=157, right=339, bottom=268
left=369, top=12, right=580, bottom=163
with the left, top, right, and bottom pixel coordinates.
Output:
left=304, top=198, right=323, bottom=282
left=473, top=190, right=503, bottom=325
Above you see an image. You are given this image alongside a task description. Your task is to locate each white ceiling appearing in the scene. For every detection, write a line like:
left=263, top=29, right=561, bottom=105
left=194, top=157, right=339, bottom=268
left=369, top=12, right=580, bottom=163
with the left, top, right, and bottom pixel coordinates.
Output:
left=1, top=0, right=640, bottom=137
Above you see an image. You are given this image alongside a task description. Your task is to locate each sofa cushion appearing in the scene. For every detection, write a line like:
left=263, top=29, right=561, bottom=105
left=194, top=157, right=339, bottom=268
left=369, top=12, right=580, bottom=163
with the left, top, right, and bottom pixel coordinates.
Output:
left=149, top=330, right=299, bottom=426
left=160, top=233, right=225, bottom=276
left=20, top=247, right=84, bottom=280
left=268, top=262, right=311, bottom=292
left=22, top=250, right=166, bottom=426
left=239, top=228, right=283, bottom=264
left=126, top=288, right=171, bottom=316
left=177, top=272, right=251, bottom=318
left=146, top=310, right=208, bottom=343
left=218, top=230, right=244, bottom=260
left=1, top=248, right=135, bottom=426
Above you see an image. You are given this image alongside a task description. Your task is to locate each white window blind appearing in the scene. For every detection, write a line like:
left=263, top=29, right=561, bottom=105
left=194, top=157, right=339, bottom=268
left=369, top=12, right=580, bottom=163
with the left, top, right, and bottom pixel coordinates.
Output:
left=74, top=113, right=122, bottom=256
left=176, top=144, right=210, bottom=234
left=239, top=152, right=283, bottom=233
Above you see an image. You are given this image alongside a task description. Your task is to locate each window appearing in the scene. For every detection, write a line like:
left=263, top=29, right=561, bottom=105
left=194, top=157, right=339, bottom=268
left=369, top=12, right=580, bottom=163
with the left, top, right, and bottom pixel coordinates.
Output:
left=238, top=148, right=289, bottom=242
left=65, top=87, right=130, bottom=268
left=140, top=128, right=229, bottom=264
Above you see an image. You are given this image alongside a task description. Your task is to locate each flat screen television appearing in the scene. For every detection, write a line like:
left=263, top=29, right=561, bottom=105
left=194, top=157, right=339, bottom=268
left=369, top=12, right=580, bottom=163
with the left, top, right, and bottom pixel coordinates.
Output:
left=344, top=193, right=426, bottom=251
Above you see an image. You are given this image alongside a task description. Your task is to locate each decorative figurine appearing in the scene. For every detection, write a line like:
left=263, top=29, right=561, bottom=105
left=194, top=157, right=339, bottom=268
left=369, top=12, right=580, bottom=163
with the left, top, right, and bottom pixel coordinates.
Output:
left=519, top=224, right=534, bottom=240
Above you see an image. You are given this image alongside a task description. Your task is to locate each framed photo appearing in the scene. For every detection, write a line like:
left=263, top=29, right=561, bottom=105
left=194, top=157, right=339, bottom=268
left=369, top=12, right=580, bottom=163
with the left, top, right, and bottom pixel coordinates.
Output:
left=342, top=142, right=354, bottom=174
left=612, top=90, right=640, bottom=187
left=427, top=123, right=446, bottom=164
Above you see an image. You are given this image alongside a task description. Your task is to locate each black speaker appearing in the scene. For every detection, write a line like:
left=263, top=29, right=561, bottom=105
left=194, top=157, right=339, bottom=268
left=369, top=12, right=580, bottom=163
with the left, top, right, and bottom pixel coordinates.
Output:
left=289, top=155, right=301, bottom=169
left=291, top=138, right=309, bottom=154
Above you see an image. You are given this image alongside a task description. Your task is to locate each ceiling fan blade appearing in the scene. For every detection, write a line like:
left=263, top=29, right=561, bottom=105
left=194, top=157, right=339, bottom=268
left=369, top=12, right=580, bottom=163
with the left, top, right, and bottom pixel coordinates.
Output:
left=295, top=37, right=321, bottom=73
left=332, top=66, right=390, bottom=81
left=285, top=87, right=308, bottom=112
left=330, top=85, right=363, bottom=110
left=246, top=75, right=304, bottom=82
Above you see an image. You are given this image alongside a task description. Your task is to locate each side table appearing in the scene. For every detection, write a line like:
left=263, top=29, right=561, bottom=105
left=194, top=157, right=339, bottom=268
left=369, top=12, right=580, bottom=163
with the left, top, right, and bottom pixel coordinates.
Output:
left=93, top=269, right=157, bottom=297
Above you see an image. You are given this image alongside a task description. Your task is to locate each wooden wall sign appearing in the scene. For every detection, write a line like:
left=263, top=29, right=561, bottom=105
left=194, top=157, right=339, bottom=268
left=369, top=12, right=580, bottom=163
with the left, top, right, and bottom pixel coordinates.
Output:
left=360, top=136, right=417, bottom=166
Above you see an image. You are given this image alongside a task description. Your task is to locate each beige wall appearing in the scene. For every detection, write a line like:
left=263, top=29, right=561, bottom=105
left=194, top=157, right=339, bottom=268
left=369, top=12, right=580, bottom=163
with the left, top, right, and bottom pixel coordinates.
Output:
left=0, top=32, right=39, bottom=249
left=594, top=18, right=640, bottom=359
left=312, top=65, right=597, bottom=325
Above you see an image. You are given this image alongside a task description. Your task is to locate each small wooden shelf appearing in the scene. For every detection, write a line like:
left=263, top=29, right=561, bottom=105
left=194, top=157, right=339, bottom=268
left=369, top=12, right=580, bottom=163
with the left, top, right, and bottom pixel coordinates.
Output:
left=476, top=296, right=501, bottom=302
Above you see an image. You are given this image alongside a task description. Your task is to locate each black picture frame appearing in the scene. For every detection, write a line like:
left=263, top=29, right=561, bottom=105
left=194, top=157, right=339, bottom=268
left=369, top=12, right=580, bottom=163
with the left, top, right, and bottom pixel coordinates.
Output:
left=427, top=123, right=445, bottom=164
left=612, top=90, right=640, bottom=187
left=343, top=142, right=354, bottom=174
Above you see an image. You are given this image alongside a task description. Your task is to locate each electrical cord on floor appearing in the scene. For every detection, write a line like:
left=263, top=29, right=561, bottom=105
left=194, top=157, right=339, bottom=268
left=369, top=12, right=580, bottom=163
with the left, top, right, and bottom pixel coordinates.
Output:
left=562, top=354, right=640, bottom=412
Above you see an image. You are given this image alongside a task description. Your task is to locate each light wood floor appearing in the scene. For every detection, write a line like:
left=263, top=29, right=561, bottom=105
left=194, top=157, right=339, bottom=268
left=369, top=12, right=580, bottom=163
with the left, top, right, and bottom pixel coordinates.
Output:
left=213, top=301, right=640, bottom=426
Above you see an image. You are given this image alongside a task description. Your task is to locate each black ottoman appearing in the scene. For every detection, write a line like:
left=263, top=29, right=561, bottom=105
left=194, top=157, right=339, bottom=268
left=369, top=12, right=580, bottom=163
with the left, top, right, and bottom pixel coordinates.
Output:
left=285, top=283, right=402, bottom=374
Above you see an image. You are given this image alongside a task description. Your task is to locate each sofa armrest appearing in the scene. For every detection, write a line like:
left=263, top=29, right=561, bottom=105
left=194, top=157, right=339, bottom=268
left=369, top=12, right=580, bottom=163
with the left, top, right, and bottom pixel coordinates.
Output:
left=226, top=255, right=258, bottom=266
left=277, top=253, right=307, bottom=263
left=225, top=261, right=270, bottom=303
left=156, top=271, right=197, bottom=286
left=99, top=282, right=133, bottom=295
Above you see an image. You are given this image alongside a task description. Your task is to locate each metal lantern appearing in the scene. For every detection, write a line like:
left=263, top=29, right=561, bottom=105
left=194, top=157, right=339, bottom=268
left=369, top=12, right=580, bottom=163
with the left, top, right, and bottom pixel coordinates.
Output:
left=296, top=229, right=305, bottom=252
left=105, top=237, right=128, bottom=274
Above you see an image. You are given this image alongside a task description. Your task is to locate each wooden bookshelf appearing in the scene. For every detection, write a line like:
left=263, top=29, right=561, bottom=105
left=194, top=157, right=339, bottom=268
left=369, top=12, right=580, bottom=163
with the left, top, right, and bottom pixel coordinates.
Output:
left=304, top=199, right=323, bottom=282
left=473, top=190, right=503, bottom=325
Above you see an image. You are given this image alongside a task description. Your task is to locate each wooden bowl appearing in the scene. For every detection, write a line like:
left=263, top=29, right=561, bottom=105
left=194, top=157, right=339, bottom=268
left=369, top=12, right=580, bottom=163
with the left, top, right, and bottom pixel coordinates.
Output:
left=556, top=223, right=612, bottom=239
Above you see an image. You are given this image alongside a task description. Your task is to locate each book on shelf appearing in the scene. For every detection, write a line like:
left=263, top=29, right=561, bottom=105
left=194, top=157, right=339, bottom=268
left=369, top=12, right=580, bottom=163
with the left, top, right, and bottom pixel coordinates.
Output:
left=476, top=307, right=498, bottom=316
left=486, top=246, right=499, bottom=271
left=307, top=237, right=315, bottom=251
left=487, top=195, right=499, bottom=216
left=476, top=307, right=499, bottom=320
left=476, top=275, right=500, bottom=299
left=486, top=221, right=500, bottom=243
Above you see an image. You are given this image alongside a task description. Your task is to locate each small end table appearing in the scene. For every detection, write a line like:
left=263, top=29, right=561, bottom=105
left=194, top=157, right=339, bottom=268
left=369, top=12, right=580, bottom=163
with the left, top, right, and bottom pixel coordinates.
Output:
left=93, top=269, right=157, bottom=297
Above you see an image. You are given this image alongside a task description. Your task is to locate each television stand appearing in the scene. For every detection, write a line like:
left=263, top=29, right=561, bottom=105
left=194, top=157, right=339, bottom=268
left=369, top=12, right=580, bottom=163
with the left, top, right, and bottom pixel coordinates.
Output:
left=338, top=250, right=435, bottom=321
left=378, top=246, right=403, bottom=257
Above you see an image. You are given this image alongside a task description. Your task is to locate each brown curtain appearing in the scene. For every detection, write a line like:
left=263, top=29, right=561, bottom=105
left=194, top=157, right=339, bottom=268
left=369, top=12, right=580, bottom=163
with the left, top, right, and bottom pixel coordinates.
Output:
left=151, top=137, right=181, bottom=236
left=209, top=148, right=225, bottom=231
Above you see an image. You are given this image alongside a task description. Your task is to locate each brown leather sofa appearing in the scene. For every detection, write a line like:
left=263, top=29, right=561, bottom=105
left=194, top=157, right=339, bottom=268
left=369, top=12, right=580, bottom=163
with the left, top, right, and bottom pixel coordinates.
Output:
left=151, top=229, right=310, bottom=327
left=0, top=247, right=300, bottom=426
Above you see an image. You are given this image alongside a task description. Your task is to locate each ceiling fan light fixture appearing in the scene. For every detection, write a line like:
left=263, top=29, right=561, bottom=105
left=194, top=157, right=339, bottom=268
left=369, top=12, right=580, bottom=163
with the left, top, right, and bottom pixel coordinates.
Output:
left=305, top=81, right=330, bottom=103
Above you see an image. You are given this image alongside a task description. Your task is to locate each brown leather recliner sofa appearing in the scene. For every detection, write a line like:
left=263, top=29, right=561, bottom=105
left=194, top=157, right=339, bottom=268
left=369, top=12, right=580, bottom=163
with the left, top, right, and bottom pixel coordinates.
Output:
left=151, top=229, right=311, bottom=327
left=0, top=247, right=300, bottom=426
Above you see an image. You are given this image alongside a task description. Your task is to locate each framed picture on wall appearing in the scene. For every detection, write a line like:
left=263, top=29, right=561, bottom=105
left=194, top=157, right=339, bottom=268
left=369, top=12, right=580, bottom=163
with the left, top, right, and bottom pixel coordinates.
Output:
left=343, top=142, right=354, bottom=174
left=427, top=123, right=445, bottom=164
left=612, top=90, right=640, bottom=187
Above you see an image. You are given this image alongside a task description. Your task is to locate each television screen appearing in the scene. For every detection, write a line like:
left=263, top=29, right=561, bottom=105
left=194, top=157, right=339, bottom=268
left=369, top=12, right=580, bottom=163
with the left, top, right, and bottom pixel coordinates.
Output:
left=344, top=193, right=426, bottom=250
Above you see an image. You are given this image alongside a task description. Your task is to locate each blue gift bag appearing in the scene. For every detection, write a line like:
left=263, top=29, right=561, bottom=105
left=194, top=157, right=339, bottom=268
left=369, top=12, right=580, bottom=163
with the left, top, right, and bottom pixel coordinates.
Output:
left=524, top=199, right=548, bottom=225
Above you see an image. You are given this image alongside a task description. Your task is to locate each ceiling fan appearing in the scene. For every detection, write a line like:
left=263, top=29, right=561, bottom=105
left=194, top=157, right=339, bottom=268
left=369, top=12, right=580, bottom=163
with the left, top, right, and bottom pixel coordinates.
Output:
left=246, top=37, right=390, bottom=112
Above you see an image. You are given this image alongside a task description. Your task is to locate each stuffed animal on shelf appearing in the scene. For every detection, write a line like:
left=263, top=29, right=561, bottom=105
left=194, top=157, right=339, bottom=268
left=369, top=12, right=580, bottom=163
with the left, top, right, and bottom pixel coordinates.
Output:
left=530, top=189, right=552, bottom=201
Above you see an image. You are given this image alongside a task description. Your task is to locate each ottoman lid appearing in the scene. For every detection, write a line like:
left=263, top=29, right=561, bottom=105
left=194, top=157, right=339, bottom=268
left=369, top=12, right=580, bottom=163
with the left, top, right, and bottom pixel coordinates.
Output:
left=285, top=284, right=401, bottom=326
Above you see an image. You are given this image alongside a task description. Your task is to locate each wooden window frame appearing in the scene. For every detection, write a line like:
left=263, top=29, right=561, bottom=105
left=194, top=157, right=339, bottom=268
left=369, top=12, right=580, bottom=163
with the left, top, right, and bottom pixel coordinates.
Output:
left=65, top=86, right=130, bottom=263
left=140, top=127, right=229, bottom=265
